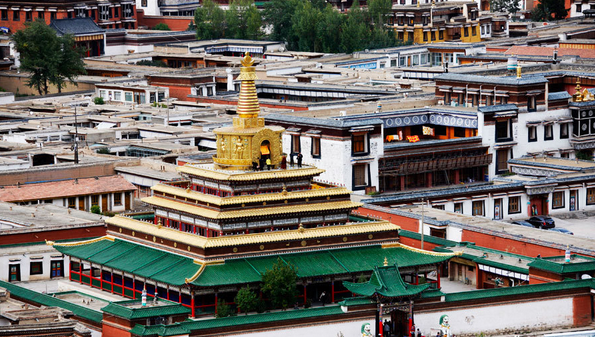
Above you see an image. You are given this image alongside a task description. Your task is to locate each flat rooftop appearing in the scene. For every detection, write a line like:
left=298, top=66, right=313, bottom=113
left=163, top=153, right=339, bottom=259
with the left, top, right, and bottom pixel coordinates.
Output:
left=0, top=202, right=103, bottom=232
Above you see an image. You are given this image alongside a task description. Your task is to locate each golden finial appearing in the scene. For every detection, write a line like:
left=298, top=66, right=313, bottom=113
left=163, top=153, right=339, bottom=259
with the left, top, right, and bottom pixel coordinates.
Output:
left=516, top=64, right=521, bottom=79
left=383, top=257, right=388, bottom=266
left=157, top=218, right=163, bottom=228
left=241, top=52, right=254, bottom=67
left=298, top=223, right=305, bottom=233
left=573, top=78, right=583, bottom=102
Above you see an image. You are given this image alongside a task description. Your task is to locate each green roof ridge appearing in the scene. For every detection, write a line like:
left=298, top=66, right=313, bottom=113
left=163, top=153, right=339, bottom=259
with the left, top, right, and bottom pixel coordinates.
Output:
left=398, top=230, right=460, bottom=247
left=102, top=299, right=191, bottom=320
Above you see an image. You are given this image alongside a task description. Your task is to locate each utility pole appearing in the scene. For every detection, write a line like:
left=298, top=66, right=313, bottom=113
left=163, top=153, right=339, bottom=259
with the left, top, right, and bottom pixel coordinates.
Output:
left=420, top=198, right=425, bottom=250
left=74, top=104, right=79, bottom=164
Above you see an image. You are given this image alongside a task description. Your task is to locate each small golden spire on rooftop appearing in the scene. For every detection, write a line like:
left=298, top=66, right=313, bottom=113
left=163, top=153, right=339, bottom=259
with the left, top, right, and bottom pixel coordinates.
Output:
left=516, top=64, right=521, bottom=79
left=383, top=257, right=388, bottom=266
left=236, top=52, right=260, bottom=118
left=573, top=78, right=583, bottom=102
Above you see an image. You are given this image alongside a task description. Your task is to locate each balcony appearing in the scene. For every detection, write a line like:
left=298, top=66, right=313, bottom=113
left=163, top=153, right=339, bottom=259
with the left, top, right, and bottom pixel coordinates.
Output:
left=380, top=153, right=492, bottom=175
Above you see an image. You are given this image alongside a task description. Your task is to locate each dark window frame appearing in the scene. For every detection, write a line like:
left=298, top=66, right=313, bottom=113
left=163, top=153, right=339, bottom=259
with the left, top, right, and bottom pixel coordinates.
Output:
left=544, top=124, right=553, bottom=141
left=560, top=123, right=569, bottom=139
left=508, top=196, right=521, bottom=214
left=528, top=126, right=537, bottom=142
left=552, top=191, right=565, bottom=209
left=30, top=261, right=43, bottom=275
left=311, top=136, right=321, bottom=158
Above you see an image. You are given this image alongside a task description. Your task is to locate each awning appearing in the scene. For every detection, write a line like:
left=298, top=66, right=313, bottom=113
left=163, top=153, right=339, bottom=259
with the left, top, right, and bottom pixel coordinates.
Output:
left=260, top=145, right=270, bottom=155
left=96, top=122, right=116, bottom=129
left=198, top=139, right=216, bottom=149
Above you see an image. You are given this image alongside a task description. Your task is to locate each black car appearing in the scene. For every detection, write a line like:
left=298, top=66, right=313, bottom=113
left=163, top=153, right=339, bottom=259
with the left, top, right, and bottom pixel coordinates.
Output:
left=526, top=216, right=555, bottom=229
left=512, top=220, right=536, bottom=228
left=548, top=228, right=574, bottom=235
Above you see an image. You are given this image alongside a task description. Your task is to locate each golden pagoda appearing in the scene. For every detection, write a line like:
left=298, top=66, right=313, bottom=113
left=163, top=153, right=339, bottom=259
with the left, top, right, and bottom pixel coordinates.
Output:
left=213, top=53, right=284, bottom=170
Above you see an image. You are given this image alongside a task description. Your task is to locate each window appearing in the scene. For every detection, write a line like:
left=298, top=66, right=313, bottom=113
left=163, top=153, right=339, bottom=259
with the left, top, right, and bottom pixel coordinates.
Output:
left=544, top=124, right=553, bottom=140
left=51, top=12, right=56, bottom=20
left=495, top=120, right=511, bottom=141
left=577, top=4, right=582, bottom=12
left=122, top=4, right=133, bottom=17
left=114, top=6, right=119, bottom=18
left=560, top=123, right=569, bottom=139
left=472, top=26, right=476, bottom=35
left=431, top=31, right=436, bottom=41
left=481, top=26, right=484, bottom=35
left=454, top=127, right=466, bottom=138
left=100, top=5, right=109, bottom=20
left=353, top=164, right=368, bottom=187
left=30, top=262, right=43, bottom=275
left=496, top=149, right=509, bottom=173
left=9, top=264, right=20, bottom=282
left=464, top=27, right=469, bottom=37
left=114, top=91, right=122, bottom=101
left=423, top=32, right=428, bottom=41
left=352, top=134, right=367, bottom=155
left=508, top=196, right=520, bottom=214
left=528, top=126, right=537, bottom=142
left=587, top=188, right=595, bottom=205
left=291, top=134, right=300, bottom=153
left=91, top=195, right=99, bottom=206
left=125, top=92, right=133, bottom=102
left=13, top=10, right=19, bottom=21
left=311, top=137, right=321, bottom=158
left=408, top=17, right=414, bottom=25
left=38, top=11, right=44, bottom=19
left=499, top=96, right=508, bottom=104
left=142, top=0, right=148, bottom=6
left=76, top=8, right=85, bottom=17
left=439, top=30, right=444, bottom=39
left=51, top=260, right=63, bottom=278
left=527, top=97, right=536, bottom=112
left=433, top=204, right=445, bottom=210
left=68, top=197, right=76, bottom=208
left=454, top=203, right=463, bottom=213
left=472, top=200, right=484, bottom=216
left=552, top=191, right=565, bottom=209
left=1, top=10, right=7, bottom=20
left=114, top=193, right=122, bottom=206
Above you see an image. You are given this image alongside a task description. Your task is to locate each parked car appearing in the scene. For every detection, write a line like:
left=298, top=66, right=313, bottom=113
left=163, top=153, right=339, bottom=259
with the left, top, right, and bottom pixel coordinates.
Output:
left=548, top=228, right=574, bottom=235
left=526, top=216, right=555, bottom=229
left=512, top=220, right=535, bottom=228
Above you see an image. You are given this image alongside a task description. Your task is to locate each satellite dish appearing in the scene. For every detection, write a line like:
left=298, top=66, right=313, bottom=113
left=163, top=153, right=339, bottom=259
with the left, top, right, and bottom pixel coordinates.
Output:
left=581, top=274, right=592, bottom=280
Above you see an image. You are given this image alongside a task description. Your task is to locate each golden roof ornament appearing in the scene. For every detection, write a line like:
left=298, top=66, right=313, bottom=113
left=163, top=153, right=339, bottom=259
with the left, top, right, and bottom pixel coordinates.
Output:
left=573, top=78, right=583, bottom=102
left=383, top=257, right=388, bottom=266
left=236, top=52, right=260, bottom=118
left=516, top=64, right=521, bottom=79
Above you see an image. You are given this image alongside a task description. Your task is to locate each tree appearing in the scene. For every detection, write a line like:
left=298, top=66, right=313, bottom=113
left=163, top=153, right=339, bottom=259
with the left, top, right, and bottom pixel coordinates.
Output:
left=340, top=1, right=370, bottom=53
left=90, top=205, right=101, bottom=214
left=154, top=23, right=171, bottom=30
left=490, top=0, right=520, bottom=15
left=235, top=286, right=258, bottom=315
left=195, top=0, right=226, bottom=40
left=245, top=3, right=262, bottom=40
left=215, top=299, right=233, bottom=318
left=368, top=0, right=392, bottom=26
left=261, top=258, right=298, bottom=310
left=531, top=0, right=568, bottom=21
left=12, top=20, right=86, bottom=95
left=316, top=5, right=344, bottom=53
left=263, top=0, right=300, bottom=44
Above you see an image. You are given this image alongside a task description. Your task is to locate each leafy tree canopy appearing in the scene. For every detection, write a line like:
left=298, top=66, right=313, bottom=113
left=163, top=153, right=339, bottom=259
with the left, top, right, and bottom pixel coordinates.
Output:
left=261, top=258, right=298, bottom=310
left=234, top=286, right=258, bottom=314
left=531, top=0, right=568, bottom=21
left=12, top=20, right=86, bottom=95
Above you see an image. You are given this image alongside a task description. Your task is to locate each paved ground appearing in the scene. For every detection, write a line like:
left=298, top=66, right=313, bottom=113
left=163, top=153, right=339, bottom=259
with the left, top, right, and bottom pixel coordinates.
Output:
left=438, top=277, right=476, bottom=293
left=18, top=279, right=124, bottom=302
left=549, top=216, right=595, bottom=239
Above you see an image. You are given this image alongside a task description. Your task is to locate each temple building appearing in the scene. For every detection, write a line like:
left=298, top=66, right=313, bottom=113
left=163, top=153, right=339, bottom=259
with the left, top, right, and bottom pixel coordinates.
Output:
left=47, top=54, right=455, bottom=332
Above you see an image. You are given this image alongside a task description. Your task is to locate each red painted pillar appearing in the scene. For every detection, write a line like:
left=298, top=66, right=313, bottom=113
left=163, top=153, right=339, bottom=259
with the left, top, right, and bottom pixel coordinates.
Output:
left=407, top=318, right=413, bottom=337
left=132, top=279, right=136, bottom=299
left=437, top=269, right=441, bottom=288
left=191, top=293, right=195, bottom=318
left=454, top=170, right=460, bottom=184
left=331, top=281, right=335, bottom=303
left=379, top=319, right=384, bottom=337
left=415, top=273, right=419, bottom=285
left=69, top=262, right=72, bottom=281
left=214, top=293, right=218, bottom=315
left=79, top=263, right=82, bottom=284
left=426, top=172, right=433, bottom=188
left=400, top=176, right=406, bottom=191
left=303, top=285, right=307, bottom=305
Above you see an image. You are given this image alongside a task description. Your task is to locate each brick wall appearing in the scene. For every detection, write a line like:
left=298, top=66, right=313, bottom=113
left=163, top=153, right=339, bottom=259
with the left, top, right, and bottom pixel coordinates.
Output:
left=573, top=294, right=594, bottom=327
left=137, top=11, right=193, bottom=31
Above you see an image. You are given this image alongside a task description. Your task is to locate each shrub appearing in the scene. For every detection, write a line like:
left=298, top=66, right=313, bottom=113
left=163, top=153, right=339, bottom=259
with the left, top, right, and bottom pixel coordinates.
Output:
left=215, top=299, right=233, bottom=318
left=154, top=23, right=170, bottom=31
left=94, top=97, right=105, bottom=105
left=90, top=205, right=101, bottom=214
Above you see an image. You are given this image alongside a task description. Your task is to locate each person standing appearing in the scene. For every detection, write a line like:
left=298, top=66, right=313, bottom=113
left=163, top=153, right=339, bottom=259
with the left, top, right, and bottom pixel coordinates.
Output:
left=297, top=153, right=303, bottom=168
left=319, top=291, right=326, bottom=306
left=266, top=158, right=272, bottom=170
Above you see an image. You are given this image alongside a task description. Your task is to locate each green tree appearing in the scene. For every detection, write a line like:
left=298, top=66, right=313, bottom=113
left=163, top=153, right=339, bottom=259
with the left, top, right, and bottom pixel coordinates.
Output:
left=245, top=3, right=262, bottom=40
left=12, top=20, right=86, bottom=95
left=90, top=205, right=101, bottom=214
left=316, top=5, right=344, bottom=53
left=291, top=1, right=321, bottom=51
left=235, top=286, right=258, bottom=315
left=531, top=0, right=568, bottom=21
left=263, top=0, right=300, bottom=44
left=490, top=0, right=520, bottom=15
left=368, top=0, right=392, bottom=26
left=261, top=258, right=298, bottom=310
left=154, top=23, right=171, bottom=30
left=340, top=1, right=370, bottom=53
left=215, top=299, right=233, bottom=318
left=195, top=0, right=226, bottom=40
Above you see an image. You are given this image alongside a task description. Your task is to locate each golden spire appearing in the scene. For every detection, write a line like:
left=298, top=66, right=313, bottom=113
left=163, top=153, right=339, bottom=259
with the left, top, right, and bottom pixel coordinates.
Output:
left=236, top=53, right=260, bottom=118
left=573, top=78, right=583, bottom=102
left=383, top=257, right=388, bottom=266
left=516, top=64, right=521, bottom=79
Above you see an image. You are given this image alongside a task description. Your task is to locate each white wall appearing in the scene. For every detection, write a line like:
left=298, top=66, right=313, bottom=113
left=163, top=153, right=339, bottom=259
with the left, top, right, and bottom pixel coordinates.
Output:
left=415, top=297, right=574, bottom=336
left=229, top=318, right=375, bottom=337
left=0, top=247, right=70, bottom=283
left=104, top=44, right=154, bottom=56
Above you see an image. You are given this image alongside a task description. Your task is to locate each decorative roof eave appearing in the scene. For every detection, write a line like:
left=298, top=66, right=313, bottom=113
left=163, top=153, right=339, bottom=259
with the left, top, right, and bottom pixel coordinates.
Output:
left=185, top=260, right=223, bottom=284
left=106, top=216, right=399, bottom=249
left=382, top=242, right=462, bottom=258
left=47, top=236, right=114, bottom=247
left=142, top=196, right=362, bottom=220
left=177, top=165, right=325, bottom=182
left=152, top=184, right=352, bottom=206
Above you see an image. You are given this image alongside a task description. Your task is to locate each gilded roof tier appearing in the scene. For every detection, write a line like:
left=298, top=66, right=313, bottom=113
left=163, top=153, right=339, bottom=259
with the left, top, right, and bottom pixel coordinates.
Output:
left=212, top=125, right=285, bottom=135
left=106, top=216, right=399, bottom=249
left=152, top=184, right=352, bottom=206
left=178, top=165, right=324, bottom=182
left=142, top=196, right=362, bottom=219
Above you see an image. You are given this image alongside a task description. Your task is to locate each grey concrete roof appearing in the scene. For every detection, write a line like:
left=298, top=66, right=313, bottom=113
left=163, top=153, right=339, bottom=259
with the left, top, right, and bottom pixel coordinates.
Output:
left=115, top=166, right=182, bottom=181
left=435, top=73, right=548, bottom=85
left=266, top=113, right=383, bottom=129
left=548, top=91, right=572, bottom=101
left=478, top=104, right=518, bottom=113
left=49, top=18, right=105, bottom=36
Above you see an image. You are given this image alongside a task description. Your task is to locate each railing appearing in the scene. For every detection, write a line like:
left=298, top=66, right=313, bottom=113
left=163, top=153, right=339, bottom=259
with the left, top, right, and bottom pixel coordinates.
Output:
left=380, top=154, right=492, bottom=175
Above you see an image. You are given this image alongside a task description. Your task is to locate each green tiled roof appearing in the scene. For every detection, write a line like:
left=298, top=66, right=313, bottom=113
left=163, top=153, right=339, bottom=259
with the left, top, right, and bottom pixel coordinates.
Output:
left=434, top=244, right=534, bottom=275
left=527, top=255, right=595, bottom=274
left=445, top=278, right=595, bottom=302
left=129, top=306, right=344, bottom=337
left=56, top=238, right=452, bottom=289
left=54, top=239, right=200, bottom=286
left=343, top=265, right=429, bottom=298
left=0, top=280, right=103, bottom=323
left=337, top=297, right=374, bottom=306
left=191, top=245, right=453, bottom=287
left=102, top=299, right=191, bottom=320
